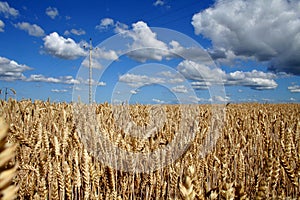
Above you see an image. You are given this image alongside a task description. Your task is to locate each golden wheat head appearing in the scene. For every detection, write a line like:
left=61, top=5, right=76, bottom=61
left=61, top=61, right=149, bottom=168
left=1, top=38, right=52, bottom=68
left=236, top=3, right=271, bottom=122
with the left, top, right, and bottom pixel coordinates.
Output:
left=0, top=117, right=18, bottom=200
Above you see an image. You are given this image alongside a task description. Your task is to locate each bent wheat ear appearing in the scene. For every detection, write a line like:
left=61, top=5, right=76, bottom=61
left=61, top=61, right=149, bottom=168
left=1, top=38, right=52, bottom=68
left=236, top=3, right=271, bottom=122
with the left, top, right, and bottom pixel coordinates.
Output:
left=0, top=117, right=18, bottom=200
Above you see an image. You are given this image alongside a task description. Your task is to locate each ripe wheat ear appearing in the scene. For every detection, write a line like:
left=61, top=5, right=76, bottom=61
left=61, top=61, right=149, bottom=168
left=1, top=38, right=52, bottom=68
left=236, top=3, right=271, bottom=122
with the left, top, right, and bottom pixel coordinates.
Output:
left=0, top=117, right=18, bottom=200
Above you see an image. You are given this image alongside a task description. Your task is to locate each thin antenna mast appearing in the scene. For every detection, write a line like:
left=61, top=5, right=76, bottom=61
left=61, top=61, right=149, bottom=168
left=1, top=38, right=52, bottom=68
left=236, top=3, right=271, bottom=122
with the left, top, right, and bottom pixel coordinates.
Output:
left=89, top=38, right=92, bottom=104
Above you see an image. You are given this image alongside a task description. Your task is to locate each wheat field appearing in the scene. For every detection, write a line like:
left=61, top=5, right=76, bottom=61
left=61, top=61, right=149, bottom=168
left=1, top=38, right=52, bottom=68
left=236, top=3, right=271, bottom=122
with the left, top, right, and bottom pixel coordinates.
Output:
left=0, top=99, right=299, bottom=199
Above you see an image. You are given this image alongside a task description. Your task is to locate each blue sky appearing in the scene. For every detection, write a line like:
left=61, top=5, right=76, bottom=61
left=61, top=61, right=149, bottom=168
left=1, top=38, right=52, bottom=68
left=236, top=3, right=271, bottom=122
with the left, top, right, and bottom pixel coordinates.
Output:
left=0, top=0, right=299, bottom=104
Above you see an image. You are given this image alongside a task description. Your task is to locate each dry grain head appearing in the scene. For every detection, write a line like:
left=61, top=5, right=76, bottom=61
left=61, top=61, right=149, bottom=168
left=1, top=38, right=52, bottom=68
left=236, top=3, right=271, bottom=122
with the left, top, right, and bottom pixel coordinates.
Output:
left=0, top=117, right=18, bottom=200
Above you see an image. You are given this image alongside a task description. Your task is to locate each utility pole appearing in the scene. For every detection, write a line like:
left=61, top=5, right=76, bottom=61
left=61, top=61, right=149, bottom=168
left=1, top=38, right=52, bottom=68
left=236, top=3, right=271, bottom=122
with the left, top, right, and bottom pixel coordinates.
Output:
left=5, top=88, right=8, bottom=101
left=0, top=87, right=16, bottom=101
left=89, top=38, right=93, bottom=104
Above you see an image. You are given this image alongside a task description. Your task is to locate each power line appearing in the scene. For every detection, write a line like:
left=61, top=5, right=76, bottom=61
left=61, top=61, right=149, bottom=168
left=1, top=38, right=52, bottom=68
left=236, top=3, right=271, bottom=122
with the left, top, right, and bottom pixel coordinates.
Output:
left=145, top=0, right=201, bottom=24
left=123, top=0, right=203, bottom=27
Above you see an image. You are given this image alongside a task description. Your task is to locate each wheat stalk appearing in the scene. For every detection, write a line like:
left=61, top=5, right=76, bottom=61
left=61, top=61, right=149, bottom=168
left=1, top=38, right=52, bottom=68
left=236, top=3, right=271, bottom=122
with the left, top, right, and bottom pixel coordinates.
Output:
left=1, top=101, right=299, bottom=199
left=0, top=117, right=18, bottom=200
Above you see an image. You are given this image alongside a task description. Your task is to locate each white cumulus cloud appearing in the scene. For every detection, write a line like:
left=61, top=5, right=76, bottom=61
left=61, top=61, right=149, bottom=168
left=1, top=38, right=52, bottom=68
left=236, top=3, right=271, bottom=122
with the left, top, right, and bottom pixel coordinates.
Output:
left=119, top=73, right=164, bottom=88
left=120, top=21, right=170, bottom=62
left=76, top=78, right=106, bottom=86
left=95, top=18, right=128, bottom=33
left=43, top=32, right=86, bottom=59
left=26, top=74, right=61, bottom=83
left=15, top=22, right=45, bottom=37
left=0, top=56, right=31, bottom=81
left=96, top=18, right=128, bottom=33
left=153, top=0, right=164, bottom=6
left=192, top=0, right=300, bottom=75
left=226, top=70, right=278, bottom=90
left=81, top=58, right=102, bottom=69
left=0, top=20, right=4, bottom=32
left=81, top=47, right=119, bottom=69
left=152, top=98, right=165, bottom=104
left=51, top=89, right=68, bottom=93
left=130, top=89, right=139, bottom=95
left=0, top=1, right=19, bottom=18
left=96, top=19, right=212, bottom=63
left=169, top=40, right=213, bottom=63
left=65, top=28, right=86, bottom=36
left=93, top=48, right=118, bottom=60
left=178, top=60, right=278, bottom=90
left=114, top=21, right=129, bottom=33
left=96, top=18, right=114, bottom=30
left=288, top=85, right=300, bottom=93
left=209, top=95, right=230, bottom=103
left=121, top=22, right=214, bottom=62
left=157, top=70, right=186, bottom=84
left=25, top=74, right=106, bottom=86
left=45, top=7, right=59, bottom=19
left=191, top=81, right=211, bottom=90
left=70, top=28, right=86, bottom=35
left=178, top=60, right=225, bottom=82
left=171, top=85, right=188, bottom=93
left=0, top=56, right=107, bottom=86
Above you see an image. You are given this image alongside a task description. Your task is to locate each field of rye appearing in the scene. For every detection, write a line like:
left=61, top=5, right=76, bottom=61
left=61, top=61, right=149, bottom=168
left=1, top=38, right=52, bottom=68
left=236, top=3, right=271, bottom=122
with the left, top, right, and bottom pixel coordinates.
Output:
left=0, top=99, right=299, bottom=199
